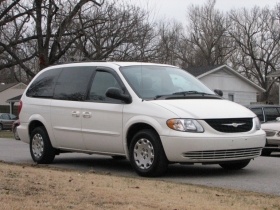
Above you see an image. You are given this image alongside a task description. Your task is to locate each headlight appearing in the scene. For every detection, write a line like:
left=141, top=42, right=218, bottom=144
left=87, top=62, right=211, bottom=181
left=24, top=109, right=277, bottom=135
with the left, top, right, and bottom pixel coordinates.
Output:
left=253, top=117, right=261, bottom=130
left=166, top=119, right=204, bottom=132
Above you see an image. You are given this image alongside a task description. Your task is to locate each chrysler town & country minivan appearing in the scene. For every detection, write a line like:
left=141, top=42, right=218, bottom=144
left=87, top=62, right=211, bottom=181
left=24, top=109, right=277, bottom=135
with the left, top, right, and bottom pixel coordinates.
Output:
left=17, top=62, right=266, bottom=177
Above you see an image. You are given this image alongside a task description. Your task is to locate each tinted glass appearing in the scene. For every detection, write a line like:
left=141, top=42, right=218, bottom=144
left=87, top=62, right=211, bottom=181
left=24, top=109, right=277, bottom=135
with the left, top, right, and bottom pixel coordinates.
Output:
left=120, top=65, right=214, bottom=99
left=264, top=107, right=280, bottom=121
left=89, top=71, right=121, bottom=103
left=26, top=68, right=62, bottom=98
left=54, top=67, right=94, bottom=101
left=251, top=108, right=264, bottom=122
left=9, top=114, right=18, bottom=120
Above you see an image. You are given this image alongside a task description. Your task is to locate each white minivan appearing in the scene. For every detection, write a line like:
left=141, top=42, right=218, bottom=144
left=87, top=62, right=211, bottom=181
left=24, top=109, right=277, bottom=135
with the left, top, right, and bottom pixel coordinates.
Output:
left=18, top=62, right=265, bottom=177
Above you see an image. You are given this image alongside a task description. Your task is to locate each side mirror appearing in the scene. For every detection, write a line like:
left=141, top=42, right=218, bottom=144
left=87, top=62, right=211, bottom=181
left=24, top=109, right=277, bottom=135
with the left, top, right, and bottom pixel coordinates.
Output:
left=214, top=89, right=223, bottom=97
left=106, top=87, right=132, bottom=104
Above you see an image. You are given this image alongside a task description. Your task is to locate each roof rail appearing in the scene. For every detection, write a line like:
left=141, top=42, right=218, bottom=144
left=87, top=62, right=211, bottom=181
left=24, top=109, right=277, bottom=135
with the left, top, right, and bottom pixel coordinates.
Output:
left=52, top=60, right=107, bottom=66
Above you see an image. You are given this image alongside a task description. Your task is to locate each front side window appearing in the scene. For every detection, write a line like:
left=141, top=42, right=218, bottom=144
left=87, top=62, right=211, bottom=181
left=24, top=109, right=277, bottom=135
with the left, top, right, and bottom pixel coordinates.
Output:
left=88, top=71, right=122, bottom=103
left=53, top=67, right=94, bottom=101
left=264, top=107, right=280, bottom=121
left=120, top=65, right=214, bottom=99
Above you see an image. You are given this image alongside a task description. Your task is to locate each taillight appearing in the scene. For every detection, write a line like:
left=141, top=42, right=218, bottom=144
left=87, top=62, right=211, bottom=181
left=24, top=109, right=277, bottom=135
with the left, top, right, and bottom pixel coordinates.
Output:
left=18, top=100, right=22, bottom=115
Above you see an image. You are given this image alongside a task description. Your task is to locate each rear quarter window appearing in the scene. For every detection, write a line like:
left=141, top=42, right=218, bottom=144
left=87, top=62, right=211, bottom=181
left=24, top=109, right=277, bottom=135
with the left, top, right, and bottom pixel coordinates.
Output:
left=26, top=68, right=62, bottom=98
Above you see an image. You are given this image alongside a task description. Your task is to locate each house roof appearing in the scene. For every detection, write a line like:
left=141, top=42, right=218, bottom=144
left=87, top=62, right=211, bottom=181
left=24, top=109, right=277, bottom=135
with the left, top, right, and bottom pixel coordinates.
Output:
left=184, top=64, right=224, bottom=77
left=267, top=71, right=280, bottom=78
left=6, top=94, right=22, bottom=103
left=0, top=83, right=19, bottom=92
left=184, top=64, right=266, bottom=92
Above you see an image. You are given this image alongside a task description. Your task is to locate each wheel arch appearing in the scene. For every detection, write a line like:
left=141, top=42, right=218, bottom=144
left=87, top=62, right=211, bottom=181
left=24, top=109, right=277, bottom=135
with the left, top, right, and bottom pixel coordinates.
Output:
left=27, top=114, right=58, bottom=147
left=126, top=123, right=159, bottom=151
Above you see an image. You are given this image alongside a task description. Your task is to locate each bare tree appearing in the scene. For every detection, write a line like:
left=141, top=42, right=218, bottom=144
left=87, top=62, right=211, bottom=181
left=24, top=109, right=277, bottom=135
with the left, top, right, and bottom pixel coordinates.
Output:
left=183, top=0, right=233, bottom=67
left=228, top=6, right=280, bottom=101
left=0, top=0, right=104, bottom=80
left=68, top=1, right=157, bottom=62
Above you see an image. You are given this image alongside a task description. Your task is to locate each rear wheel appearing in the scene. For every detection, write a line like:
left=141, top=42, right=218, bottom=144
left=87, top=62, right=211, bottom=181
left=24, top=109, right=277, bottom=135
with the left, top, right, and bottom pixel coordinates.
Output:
left=219, top=159, right=250, bottom=170
left=129, top=129, right=168, bottom=177
left=30, top=126, right=55, bottom=164
left=0, top=123, right=3, bottom=131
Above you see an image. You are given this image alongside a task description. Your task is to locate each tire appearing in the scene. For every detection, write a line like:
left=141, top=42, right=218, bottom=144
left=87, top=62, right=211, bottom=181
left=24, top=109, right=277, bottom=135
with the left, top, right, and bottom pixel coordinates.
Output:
left=13, top=125, right=20, bottom=140
left=129, top=129, right=168, bottom=177
left=0, top=123, right=2, bottom=131
left=219, top=159, right=251, bottom=170
left=30, top=126, right=55, bottom=164
left=261, top=149, right=271, bottom=156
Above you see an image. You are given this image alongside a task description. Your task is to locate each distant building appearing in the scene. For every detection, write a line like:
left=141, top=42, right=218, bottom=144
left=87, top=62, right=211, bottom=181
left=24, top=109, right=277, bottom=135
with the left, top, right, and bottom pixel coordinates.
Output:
left=0, top=83, right=27, bottom=114
left=184, top=64, right=265, bottom=105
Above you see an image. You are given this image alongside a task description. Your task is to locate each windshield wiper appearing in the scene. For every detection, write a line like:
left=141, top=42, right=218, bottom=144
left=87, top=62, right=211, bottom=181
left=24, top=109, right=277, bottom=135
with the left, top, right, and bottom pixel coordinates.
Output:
left=154, top=91, right=216, bottom=100
left=154, top=94, right=170, bottom=100
left=172, top=91, right=212, bottom=96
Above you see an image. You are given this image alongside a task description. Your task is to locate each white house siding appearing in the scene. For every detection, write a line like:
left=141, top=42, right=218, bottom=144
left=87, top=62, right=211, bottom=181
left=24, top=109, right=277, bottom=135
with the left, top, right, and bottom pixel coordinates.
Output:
left=0, top=83, right=26, bottom=106
left=199, top=68, right=259, bottom=105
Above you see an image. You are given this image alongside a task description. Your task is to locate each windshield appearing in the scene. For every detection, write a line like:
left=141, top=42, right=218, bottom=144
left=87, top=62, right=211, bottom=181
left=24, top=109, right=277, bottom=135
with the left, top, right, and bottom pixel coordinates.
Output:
left=120, top=65, right=214, bottom=99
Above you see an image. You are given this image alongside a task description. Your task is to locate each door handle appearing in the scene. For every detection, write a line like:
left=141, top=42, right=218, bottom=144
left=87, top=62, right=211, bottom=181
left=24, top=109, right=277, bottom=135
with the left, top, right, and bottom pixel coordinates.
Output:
left=83, top=112, right=92, bottom=118
left=71, top=111, right=80, bottom=117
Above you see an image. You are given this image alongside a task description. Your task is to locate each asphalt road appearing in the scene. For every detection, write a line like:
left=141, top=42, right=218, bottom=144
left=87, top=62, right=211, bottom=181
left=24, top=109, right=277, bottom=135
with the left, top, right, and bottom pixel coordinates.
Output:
left=1, top=138, right=280, bottom=196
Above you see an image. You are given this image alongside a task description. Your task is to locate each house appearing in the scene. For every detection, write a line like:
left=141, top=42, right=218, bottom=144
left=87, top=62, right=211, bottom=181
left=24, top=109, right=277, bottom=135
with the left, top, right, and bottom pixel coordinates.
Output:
left=184, top=64, right=265, bottom=105
left=0, top=83, right=27, bottom=114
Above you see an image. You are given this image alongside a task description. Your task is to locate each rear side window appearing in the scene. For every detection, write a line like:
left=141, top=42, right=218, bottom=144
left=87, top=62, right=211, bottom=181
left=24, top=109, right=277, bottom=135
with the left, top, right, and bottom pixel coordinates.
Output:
left=53, top=67, right=94, bottom=101
left=251, top=108, right=264, bottom=122
left=26, top=68, right=62, bottom=98
left=264, top=107, right=280, bottom=121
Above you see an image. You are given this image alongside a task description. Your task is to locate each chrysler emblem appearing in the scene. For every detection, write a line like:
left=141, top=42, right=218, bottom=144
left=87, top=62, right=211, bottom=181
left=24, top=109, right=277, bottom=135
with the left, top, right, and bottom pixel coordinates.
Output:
left=222, top=123, right=245, bottom=127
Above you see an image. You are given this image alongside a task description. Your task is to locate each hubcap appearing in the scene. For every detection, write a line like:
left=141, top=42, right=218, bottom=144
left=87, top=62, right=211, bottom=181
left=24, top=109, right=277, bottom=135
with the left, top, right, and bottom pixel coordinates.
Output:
left=32, top=133, right=44, bottom=159
left=133, top=138, right=154, bottom=169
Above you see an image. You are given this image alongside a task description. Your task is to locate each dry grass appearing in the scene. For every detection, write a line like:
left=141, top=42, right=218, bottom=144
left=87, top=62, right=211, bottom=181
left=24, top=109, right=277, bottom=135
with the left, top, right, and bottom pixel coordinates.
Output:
left=0, top=162, right=279, bottom=210
left=0, top=131, right=13, bottom=139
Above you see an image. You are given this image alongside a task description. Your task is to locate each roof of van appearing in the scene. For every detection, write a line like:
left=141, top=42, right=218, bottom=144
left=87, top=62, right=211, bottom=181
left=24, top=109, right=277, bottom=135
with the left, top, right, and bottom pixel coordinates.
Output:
left=51, top=61, right=175, bottom=68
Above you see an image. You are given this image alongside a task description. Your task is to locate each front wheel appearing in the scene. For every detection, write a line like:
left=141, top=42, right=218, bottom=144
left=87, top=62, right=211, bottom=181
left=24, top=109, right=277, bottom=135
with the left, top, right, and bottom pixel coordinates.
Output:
left=30, top=126, right=55, bottom=164
left=219, top=159, right=251, bottom=170
left=129, top=129, right=168, bottom=177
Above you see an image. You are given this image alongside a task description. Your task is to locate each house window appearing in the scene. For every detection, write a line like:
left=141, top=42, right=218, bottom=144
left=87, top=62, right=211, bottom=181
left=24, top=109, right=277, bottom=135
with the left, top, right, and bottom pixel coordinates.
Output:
left=228, top=94, right=234, bottom=102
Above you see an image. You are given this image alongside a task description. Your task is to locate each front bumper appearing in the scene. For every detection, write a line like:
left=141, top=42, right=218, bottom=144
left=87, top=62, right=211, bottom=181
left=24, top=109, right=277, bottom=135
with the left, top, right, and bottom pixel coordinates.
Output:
left=160, top=131, right=265, bottom=163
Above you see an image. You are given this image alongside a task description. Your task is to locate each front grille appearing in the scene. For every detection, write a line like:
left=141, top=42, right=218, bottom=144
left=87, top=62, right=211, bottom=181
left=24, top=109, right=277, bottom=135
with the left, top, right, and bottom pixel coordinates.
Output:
left=204, top=118, right=253, bottom=133
left=183, top=148, right=262, bottom=160
left=264, top=130, right=276, bottom=137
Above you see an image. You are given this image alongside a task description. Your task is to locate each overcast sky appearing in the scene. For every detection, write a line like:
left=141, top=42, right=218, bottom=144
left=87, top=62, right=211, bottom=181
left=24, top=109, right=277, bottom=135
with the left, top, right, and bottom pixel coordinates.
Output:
left=128, top=0, right=279, bottom=23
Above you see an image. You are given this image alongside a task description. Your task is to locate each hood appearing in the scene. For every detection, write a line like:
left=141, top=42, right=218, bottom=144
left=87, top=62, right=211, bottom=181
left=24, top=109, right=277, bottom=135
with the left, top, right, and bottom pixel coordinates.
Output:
left=261, top=121, right=280, bottom=130
left=151, top=99, right=256, bottom=119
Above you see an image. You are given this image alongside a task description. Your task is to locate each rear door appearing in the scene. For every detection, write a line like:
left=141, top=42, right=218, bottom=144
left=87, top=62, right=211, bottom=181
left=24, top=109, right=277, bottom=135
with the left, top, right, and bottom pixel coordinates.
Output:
left=81, top=68, right=126, bottom=154
left=51, top=66, right=94, bottom=150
